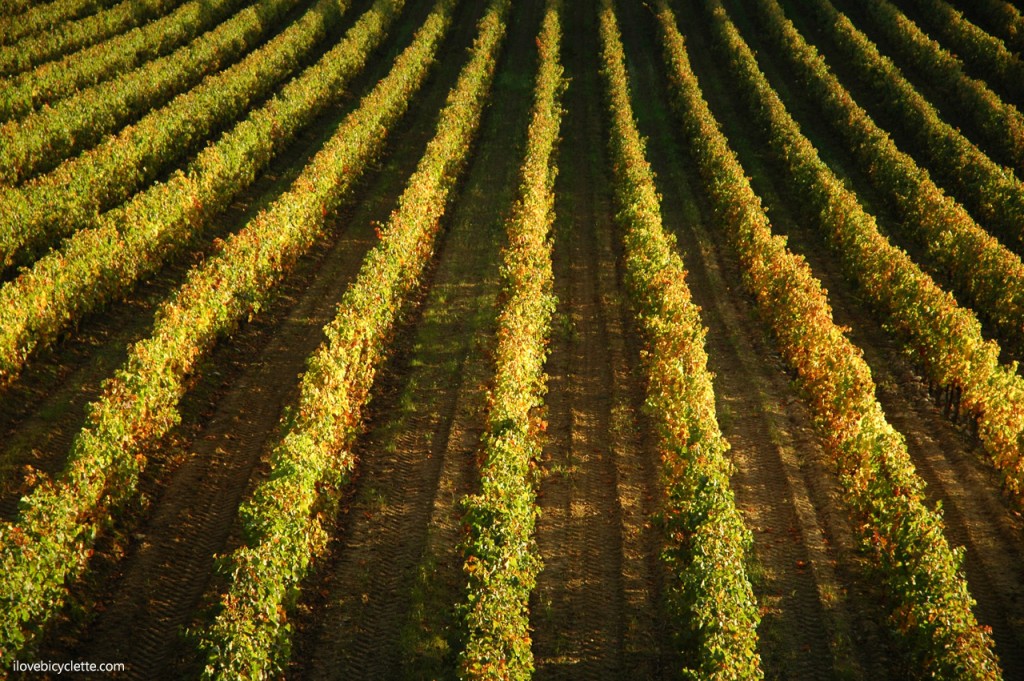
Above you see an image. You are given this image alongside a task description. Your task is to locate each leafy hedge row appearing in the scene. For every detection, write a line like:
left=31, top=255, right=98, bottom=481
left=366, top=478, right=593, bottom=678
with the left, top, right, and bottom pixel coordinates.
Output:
left=804, top=0, right=1024, bottom=250
left=760, top=0, right=1024, bottom=348
left=0, top=0, right=298, bottom=183
left=899, top=0, right=1024, bottom=103
left=809, top=0, right=1024, bottom=333
left=0, top=0, right=338, bottom=268
left=854, top=0, right=1024, bottom=173
left=0, top=0, right=451, bottom=661
left=671, top=0, right=1001, bottom=676
left=0, top=0, right=120, bottom=46
left=199, top=1, right=509, bottom=677
left=0, top=0, right=247, bottom=121
left=0, top=0, right=403, bottom=388
left=961, top=0, right=1024, bottom=55
left=457, top=2, right=561, bottom=678
left=756, top=0, right=1024, bottom=501
left=602, top=3, right=763, bottom=679
left=0, top=0, right=183, bottom=76
left=757, top=0, right=1024, bottom=345
left=0, top=0, right=36, bottom=18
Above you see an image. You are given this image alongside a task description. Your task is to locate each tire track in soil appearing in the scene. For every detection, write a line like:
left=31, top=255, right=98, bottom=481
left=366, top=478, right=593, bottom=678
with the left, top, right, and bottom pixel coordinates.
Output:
left=0, top=0, right=386, bottom=521
left=284, top=2, right=542, bottom=678
left=706, top=1, right=1024, bottom=675
left=622, top=1, right=899, bottom=678
left=38, top=1, right=483, bottom=676
left=529, top=1, right=667, bottom=677
left=0, top=271, right=164, bottom=521
left=71, top=220, right=378, bottom=681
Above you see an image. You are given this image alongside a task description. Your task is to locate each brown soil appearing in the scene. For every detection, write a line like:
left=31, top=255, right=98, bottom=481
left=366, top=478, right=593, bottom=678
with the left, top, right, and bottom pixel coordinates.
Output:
left=68, top=180, right=381, bottom=678
left=284, top=1, right=543, bottom=678
left=529, top=1, right=669, bottom=677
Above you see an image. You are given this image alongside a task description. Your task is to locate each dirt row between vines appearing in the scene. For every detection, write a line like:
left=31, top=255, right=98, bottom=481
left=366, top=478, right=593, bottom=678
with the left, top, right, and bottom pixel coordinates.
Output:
left=529, top=0, right=668, bottom=677
left=619, top=0, right=898, bottom=678
left=285, top=0, right=543, bottom=676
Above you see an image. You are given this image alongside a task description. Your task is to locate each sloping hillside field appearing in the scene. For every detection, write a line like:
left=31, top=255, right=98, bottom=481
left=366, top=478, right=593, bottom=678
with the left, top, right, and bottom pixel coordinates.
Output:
left=2, top=0, right=1024, bottom=678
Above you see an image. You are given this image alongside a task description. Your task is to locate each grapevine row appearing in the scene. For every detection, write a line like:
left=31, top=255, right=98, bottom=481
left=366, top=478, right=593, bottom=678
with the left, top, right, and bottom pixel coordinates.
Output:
left=959, top=0, right=1024, bottom=55
left=0, top=0, right=342, bottom=269
left=457, top=1, right=560, bottom=678
left=0, top=0, right=182, bottom=76
left=898, top=0, right=1024, bottom=103
left=0, top=0, right=403, bottom=388
left=0, top=0, right=247, bottom=122
left=0, top=0, right=120, bottom=46
left=733, top=0, right=1024, bottom=502
left=0, top=0, right=297, bottom=184
left=601, top=2, right=763, bottom=678
left=0, top=0, right=37, bottom=17
left=752, top=0, right=1024, bottom=352
left=200, top=1, right=511, bottom=677
left=804, top=0, right=1024, bottom=249
left=854, top=0, right=1024, bottom=174
left=0, top=0, right=447, bottom=658
left=665, top=0, right=1001, bottom=676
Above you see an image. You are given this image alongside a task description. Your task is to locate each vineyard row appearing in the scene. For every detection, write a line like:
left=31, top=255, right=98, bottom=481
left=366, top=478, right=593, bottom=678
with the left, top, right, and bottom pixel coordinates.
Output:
left=0, top=0, right=121, bottom=47
left=458, top=0, right=560, bottom=677
left=899, top=0, right=1024, bottom=103
left=805, top=0, right=1024, bottom=252
left=752, top=0, right=1024, bottom=350
left=601, top=2, right=763, bottom=678
left=200, top=0, right=507, bottom=676
left=855, top=0, right=1024, bottom=175
left=665, top=0, right=999, bottom=675
left=0, top=0, right=341, bottom=267
left=749, top=0, right=1024, bottom=502
left=0, top=0, right=183, bottom=76
left=0, top=0, right=403, bottom=388
left=0, top=0, right=450, bottom=661
left=0, top=0, right=247, bottom=122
